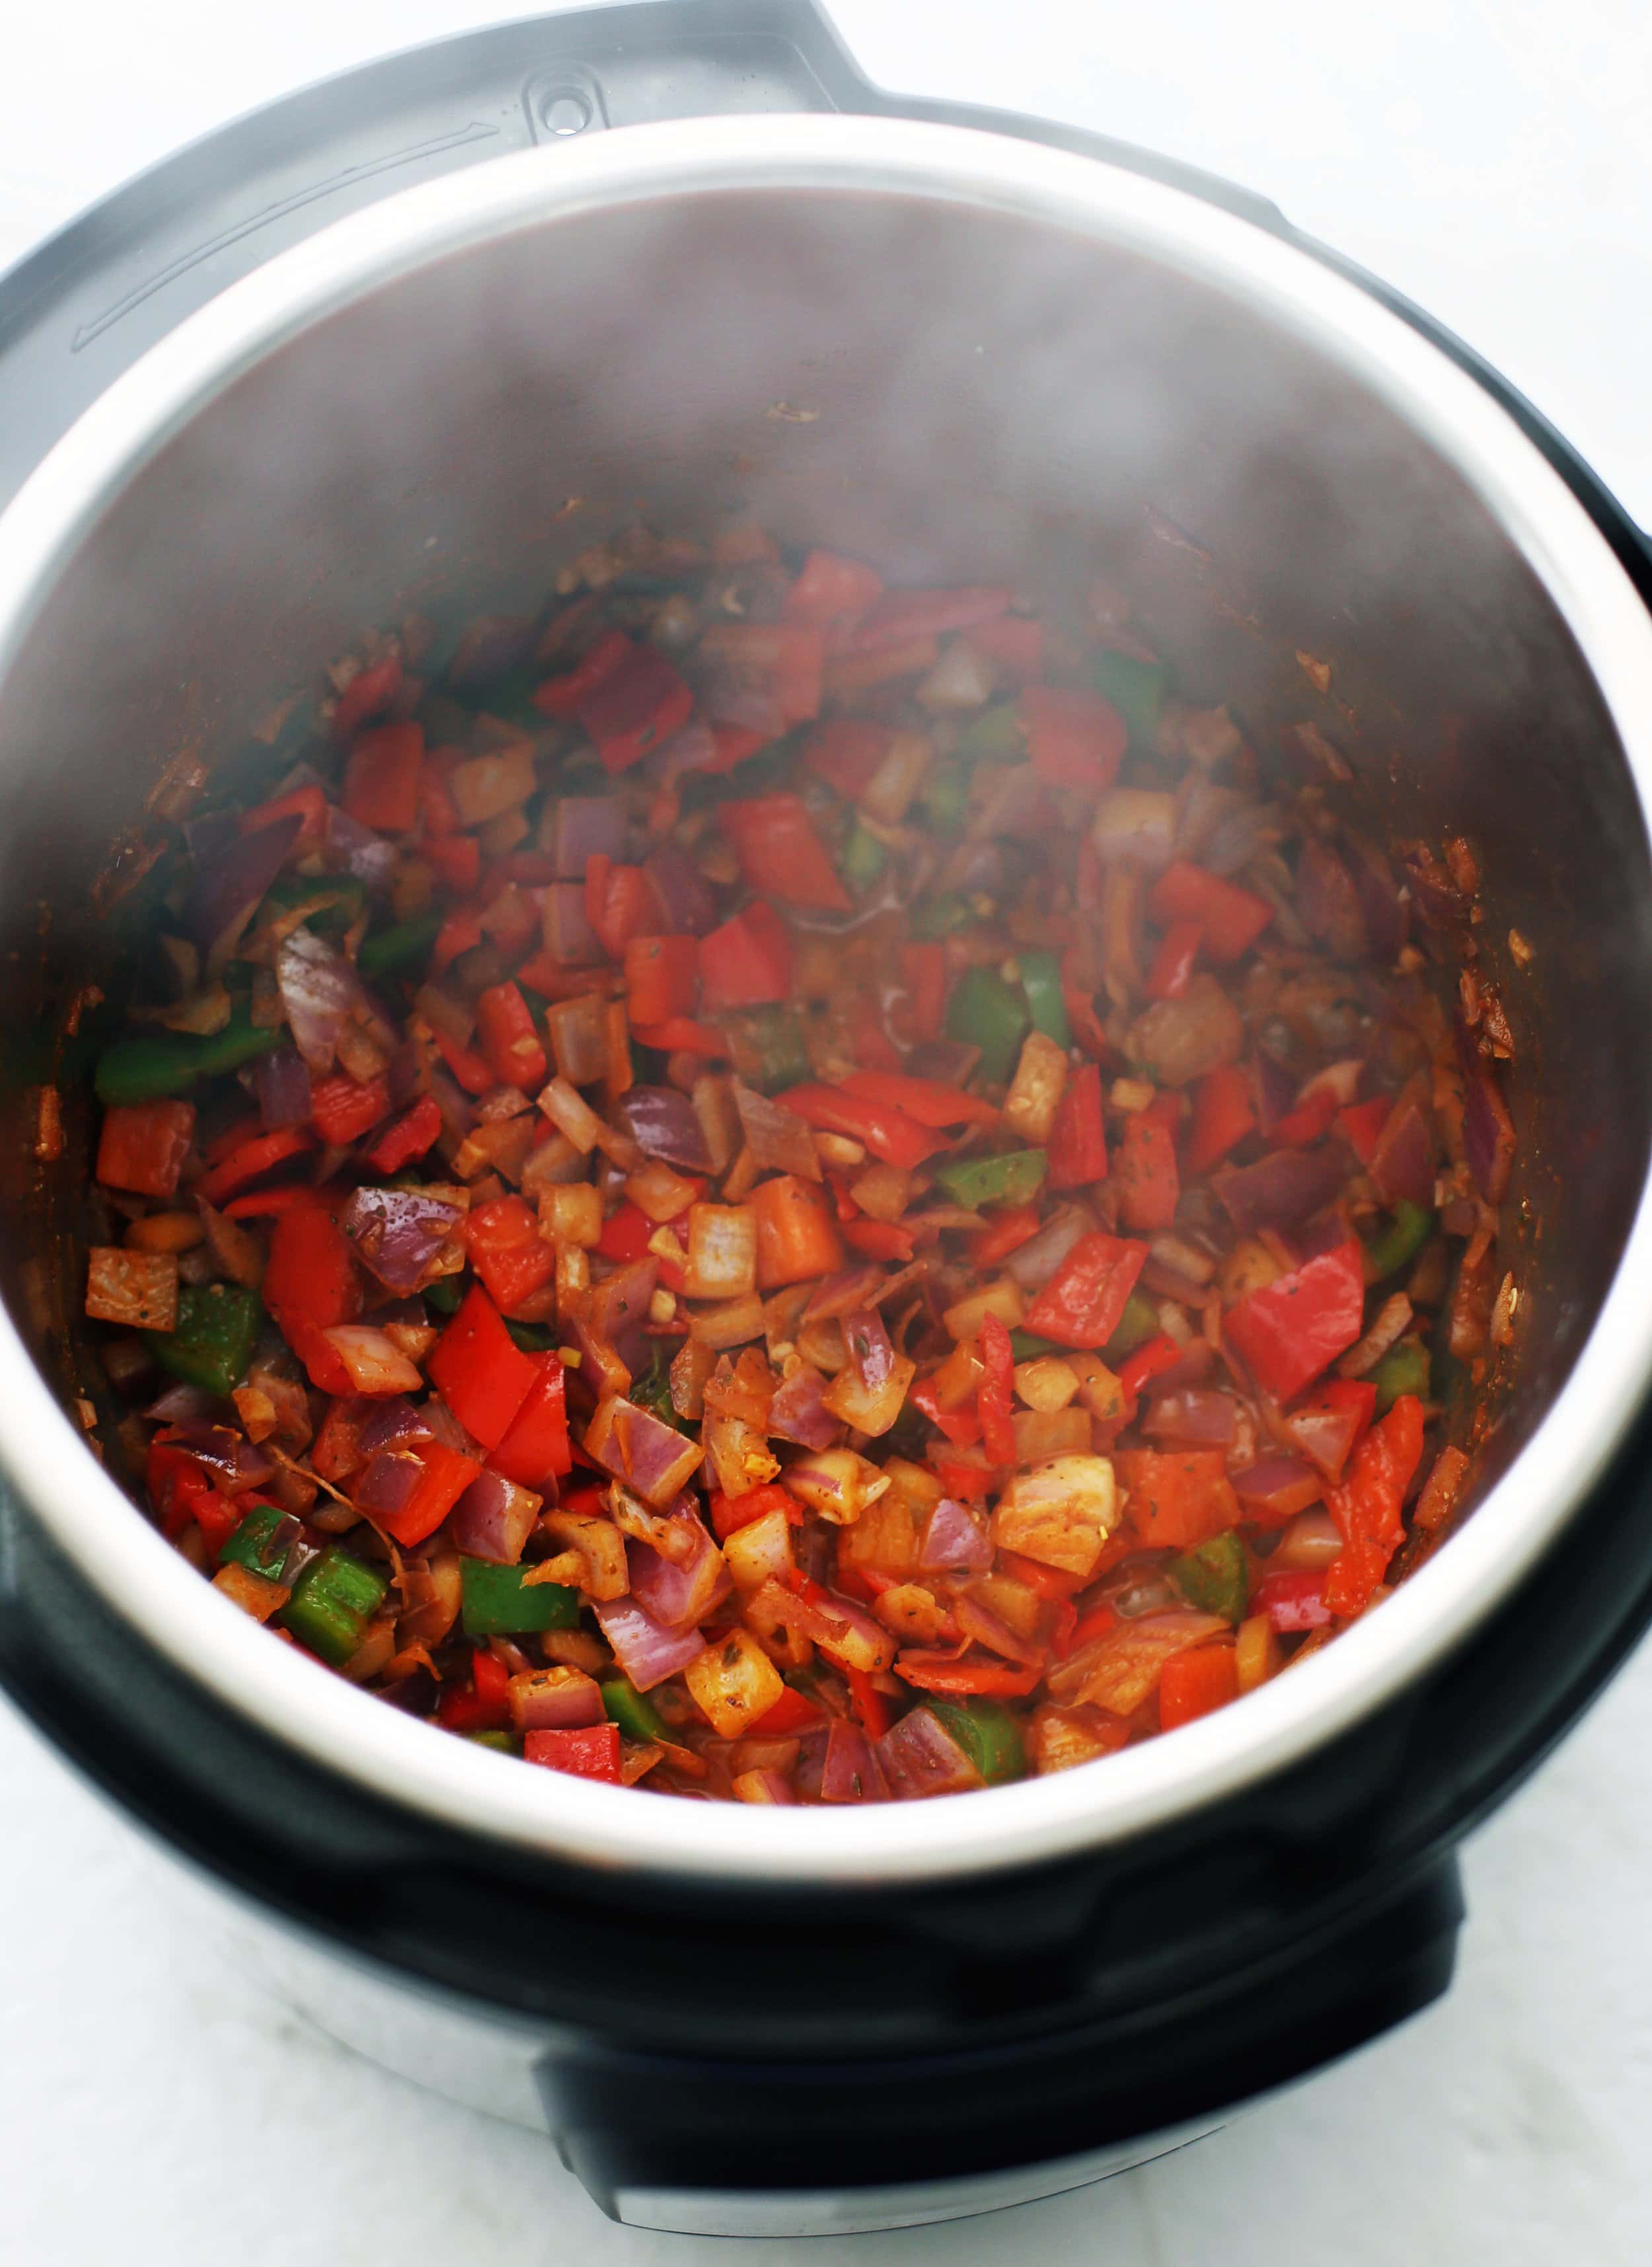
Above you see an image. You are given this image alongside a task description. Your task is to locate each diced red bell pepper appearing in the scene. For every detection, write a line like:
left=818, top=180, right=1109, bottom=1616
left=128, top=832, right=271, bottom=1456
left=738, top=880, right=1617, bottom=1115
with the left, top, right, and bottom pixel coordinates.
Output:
left=595, top=1201, right=656, bottom=1266
left=264, top=1201, right=361, bottom=1394
left=426, top=1284, right=539, bottom=1450
left=1061, top=947, right=1112, bottom=1060
left=1186, top=1063, right=1256, bottom=1175
left=309, top=1072, right=392, bottom=1148
left=841, top=1218, right=917, bottom=1262
left=624, top=935, right=699, bottom=1027
left=204, top=1113, right=262, bottom=1168
left=631, top=1017, right=730, bottom=1059
left=698, top=902, right=794, bottom=1012
left=1114, top=1113, right=1180, bottom=1232
left=751, top=1174, right=845, bottom=1290
left=1271, top=1088, right=1339, bottom=1148
left=240, top=784, right=328, bottom=851
left=475, top=982, right=548, bottom=1094
left=911, top=1376, right=983, bottom=1447
left=223, top=1181, right=346, bottom=1220
left=361, top=1095, right=442, bottom=1175
left=96, top=1099, right=195, bottom=1199
left=465, top=1195, right=557, bottom=1314
left=801, top=718, right=892, bottom=799
left=195, top=1123, right=317, bottom=1206
left=840, top=1068, right=999, bottom=1129
left=751, top=1684, right=825, bottom=1736
left=1336, top=1096, right=1392, bottom=1164
left=783, top=548, right=883, bottom=634
left=1324, top=1392, right=1426, bottom=1617
left=437, top=1647, right=513, bottom=1732
left=525, top=1722, right=623, bottom=1781
left=489, top=1355, right=574, bottom=1488
left=532, top=627, right=631, bottom=718
left=1145, top=920, right=1202, bottom=1002
left=1116, top=1448, right=1239, bottom=1549
left=584, top=853, right=660, bottom=965
left=846, top=1664, right=892, bottom=1740
left=332, top=653, right=402, bottom=739
left=1284, top=1378, right=1377, bottom=1484
left=894, top=1651, right=1042, bottom=1697
left=1148, top=862, right=1274, bottom=963
left=1224, top=1241, right=1367, bottom=1403
left=706, top=722, right=772, bottom=772
left=846, top=586, right=1011, bottom=653
left=976, top=1314, right=1018, bottom=1465
left=706, top=622, right=826, bottom=725
left=419, top=750, right=463, bottom=837
left=1047, top=1061, right=1108, bottom=1191
left=1117, top=1333, right=1185, bottom=1402
left=968, top=1203, right=1041, bottom=1269
left=1020, top=683, right=1127, bottom=796
left=424, top=832, right=482, bottom=893
left=1158, top=1643, right=1240, bottom=1728
left=433, top=1025, right=495, bottom=1097
left=342, top=720, right=423, bottom=833
left=1024, top=1233, right=1148, bottom=1347
left=431, top=903, right=484, bottom=980
left=775, top=1082, right=949, bottom=1170
left=897, top=941, right=948, bottom=1043
left=486, top=850, right=558, bottom=891
left=1254, top=1567, right=1333, bottom=1632
left=146, top=1438, right=219, bottom=1540
left=965, top=613, right=1044, bottom=681
left=720, top=796, right=851, bottom=914
left=381, top=1440, right=485, bottom=1549
left=709, top=1482, right=802, bottom=1542
left=580, top=640, right=696, bottom=772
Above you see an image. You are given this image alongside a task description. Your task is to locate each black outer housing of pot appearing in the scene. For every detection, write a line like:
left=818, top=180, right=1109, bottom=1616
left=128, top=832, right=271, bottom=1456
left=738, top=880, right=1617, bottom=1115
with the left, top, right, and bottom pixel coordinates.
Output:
left=3, top=0, right=1652, bottom=2215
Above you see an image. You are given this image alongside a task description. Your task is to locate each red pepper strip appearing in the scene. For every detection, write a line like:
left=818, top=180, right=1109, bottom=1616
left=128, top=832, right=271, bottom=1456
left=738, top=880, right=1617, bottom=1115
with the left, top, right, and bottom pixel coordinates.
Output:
left=490, top=1356, right=574, bottom=1487
left=531, top=626, right=630, bottom=718
left=361, top=1095, right=442, bottom=1175
left=581, top=640, right=696, bottom=773
left=720, top=796, right=852, bottom=914
left=309, top=1072, right=392, bottom=1148
left=223, top=1181, right=346, bottom=1219
left=1254, top=1568, right=1333, bottom=1633
left=332, top=654, right=403, bottom=739
left=194, top=1124, right=316, bottom=1206
left=1285, top=1378, right=1377, bottom=1483
left=475, top=981, right=548, bottom=1094
left=343, top=720, right=423, bottom=833
left=431, top=903, right=484, bottom=979
left=146, top=1440, right=219, bottom=1541
left=1115, top=1448, right=1239, bottom=1549
left=846, top=587, right=1011, bottom=654
left=841, top=1218, right=917, bottom=1263
left=976, top=1314, right=1018, bottom=1465
left=1323, top=1393, right=1427, bottom=1617
left=241, top=783, right=329, bottom=850
left=750, top=1685, right=824, bottom=1736
left=1116, top=1333, right=1184, bottom=1401
left=1020, top=683, right=1127, bottom=797
left=583, top=853, right=657, bottom=963
left=1061, top=947, right=1112, bottom=1060
left=1113, top=1112, right=1180, bottom=1232
left=596, top=1201, right=655, bottom=1265
left=800, top=718, right=892, bottom=799
left=419, top=752, right=462, bottom=836
left=437, top=1647, right=513, bottom=1732
left=1148, top=861, right=1273, bottom=963
left=1068, top=1600, right=1120, bottom=1653
left=1336, top=1096, right=1392, bottom=1163
left=775, top=1082, right=950, bottom=1170
left=1145, top=920, right=1203, bottom=1002
left=783, top=548, right=884, bottom=632
left=1271, top=1087, right=1339, bottom=1148
left=968, top=1203, right=1041, bottom=1269
left=1024, top=1232, right=1149, bottom=1348
left=893, top=1650, right=1043, bottom=1697
left=427, top=1284, right=540, bottom=1450
left=1225, top=1241, right=1367, bottom=1403
left=708, top=1483, right=802, bottom=1542
left=840, top=1068, right=1000, bottom=1129
left=525, top=1723, right=623, bottom=1781
left=909, top=1377, right=983, bottom=1448
left=381, top=1440, right=484, bottom=1549
left=1158, top=1644, right=1239, bottom=1729
left=1047, top=1061, right=1108, bottom=1190
left=698, top=902, right=794, bottom=1012
left=424, top=833, right=482, bottom=893
left=465, top=1195, right=558, bottom=1314
left=1186, top=1063, right=1256, bottom=1175
left=996, top=1550, right=1090, bottom=1600
left=264, top=1203, right=360, bottom=1394
left=433, top=1025, right=494, bottom=1097
left=846, top=1665, right=893, bottom=1740
left=930, top=1453, right=993, bottom=1497
left=848, top=1006, right=903, bottom=1073
left=897, top=941, right=948, bottom=1043
left=632, top=1017, right=730, bottom=1059
left=624, top=935, right=700, bottom=1027
left=96, top=1099, right=195, bottom=1200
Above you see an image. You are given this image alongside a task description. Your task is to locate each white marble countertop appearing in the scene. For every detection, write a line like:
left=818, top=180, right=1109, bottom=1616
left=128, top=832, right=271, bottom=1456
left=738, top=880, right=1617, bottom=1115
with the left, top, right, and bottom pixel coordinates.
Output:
left=4, top=3, right=1651, bottom=2259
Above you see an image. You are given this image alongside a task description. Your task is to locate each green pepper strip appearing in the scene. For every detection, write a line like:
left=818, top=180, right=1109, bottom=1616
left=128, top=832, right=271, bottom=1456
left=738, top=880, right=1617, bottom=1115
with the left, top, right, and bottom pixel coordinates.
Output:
left=146, top=1284, right=264, bottom=1397
left=1018, top=949, right=1072, bottom=1050
left=932, top=1147, right=1048, bottom=1210
left=1008, top=1329, right=1062, bottom=1362
left=840, top=822, right=888, bottom=893
left=1090, top=650, right=1168, bottom=749
left=219, top=1503, right=293, bottom=1583
left=925, top=1697, right=1026, bottom=1785
left=1371, top=1338, right=1431, bottom=1416
left=726, top=1003, right=812, bottom=1095
left=283, top=1545, right=388, bottom=1666
left=945, top=967, right=1031, bottom=1084
left=357, top=911, right=444, bottom=980
left=95, top=1000, right=283, bottom=1104
left=504, top=1319, right=558, bottom=1352
left=1104, top=1290, right=1160, bottom=1358
left=601, top=1678, right=669, bottom=1744
left=1362, top=1200, right=1434, bottom=1282
left=468, top=1728, right=517, bottom=1752
left=459, top=1557, right=581, bottom=1637
left=424, top=1273, right=465, bottom=1315
left=956, top=701, right=1024, bottom=763
left=1172, top=1532, right=1250, bottom=1623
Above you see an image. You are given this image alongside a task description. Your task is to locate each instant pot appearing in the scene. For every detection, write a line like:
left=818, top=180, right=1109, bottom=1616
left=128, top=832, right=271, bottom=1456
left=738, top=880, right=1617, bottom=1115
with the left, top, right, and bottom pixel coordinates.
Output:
left=4, top=0, right=1652, bottom=2237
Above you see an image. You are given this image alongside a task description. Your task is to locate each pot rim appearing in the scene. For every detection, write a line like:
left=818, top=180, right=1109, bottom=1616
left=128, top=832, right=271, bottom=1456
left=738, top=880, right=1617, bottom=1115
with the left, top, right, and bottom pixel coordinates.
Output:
left=2, top=112, right=1649, bottom=1888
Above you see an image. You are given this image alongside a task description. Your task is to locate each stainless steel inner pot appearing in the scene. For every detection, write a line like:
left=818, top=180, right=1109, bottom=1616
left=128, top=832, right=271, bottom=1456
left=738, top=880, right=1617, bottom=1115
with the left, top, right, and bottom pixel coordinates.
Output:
left=1, top=114, right=1650, bottom=1888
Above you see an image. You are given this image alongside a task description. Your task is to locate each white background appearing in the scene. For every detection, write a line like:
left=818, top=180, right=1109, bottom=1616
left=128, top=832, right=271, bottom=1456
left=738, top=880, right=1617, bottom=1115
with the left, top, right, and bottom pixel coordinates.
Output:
left=3, top=3, right=1651, bottom=2260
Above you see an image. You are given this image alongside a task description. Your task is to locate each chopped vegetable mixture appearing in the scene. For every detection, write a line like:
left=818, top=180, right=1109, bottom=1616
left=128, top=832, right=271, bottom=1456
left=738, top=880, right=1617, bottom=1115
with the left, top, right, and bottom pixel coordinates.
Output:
left=80, top=524, right=1517, bottom=1802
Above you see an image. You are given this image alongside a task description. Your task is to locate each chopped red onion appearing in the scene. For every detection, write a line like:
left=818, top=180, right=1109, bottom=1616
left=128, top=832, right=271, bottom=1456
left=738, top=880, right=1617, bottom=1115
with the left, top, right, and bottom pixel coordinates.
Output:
left=449, top=1469, right=543, bottom=1565
left=593, top=1596, right=708, bottom=1691
left=354, top=1449, right=428, bottom=1517
left=876, top=1707, right=984, bottom=1799
left=1213, top=1150, right=1345, bottom=1233
left=616, top=1087, right=713, bottom=1171
left=588, top=1259, right=659, bottom=1378
left=733, top=1085, right=819, bottom=1179
left=276, top=927, right=360, bottom=1074
left=1459, top=1061, right=1514, bottom=1205
left=918, top=1497, right=993, bottom=1574
left=818, top=1719, right=887, bottom=1803
left=1003, top=1203, right=1096, bottom=1292
left=509, top=1666, right=607, bottom=1730
left=767, top=1363, right=843, bottom=1450
left=626, top=1515, right=730, bottom=1630
left=320, top=1325, right=425, bottom=1395
left=548, top=796, right=627, bottom=880
left=545, top=993, right=610, bottom=1082
left=736, top=1767, right=798, bottom=1804
left=905, top=1039, right=982, bottom=1086
left=1349, top=838, right=1408, bottom=959
left=843, top=1306, right=895, bottom=1393
left=643, top=840, right=718, bottom=936
left=1371, top=1093, right=1439, bottom=1209
left=584, top=1394, right=704, bottom=1508
left=802, top=1266, right=887, bottom=1323
left=1232, top=1455, right=1326, bottom=1523
left=146, top=1381, right=223, bottom=1424
left=340, top=1185, right=464, bottom=1294
left=255, top=1046, right=313, bottom=1130
left=166, top=1421, right=274, bottom=1492
left=543, top=882, right=603, bottom=967
left=187, top=812, right=303, bottom=967
left=354, top=1396, right=435, bottom=1460
left=1254, top=1050, right=1298, bottom=1133
left=1142, top=1387, right=1236, bottom=1447
left=1295, top=838, right=1367, bottom=963
left=323, top=803, right=398, bottom=890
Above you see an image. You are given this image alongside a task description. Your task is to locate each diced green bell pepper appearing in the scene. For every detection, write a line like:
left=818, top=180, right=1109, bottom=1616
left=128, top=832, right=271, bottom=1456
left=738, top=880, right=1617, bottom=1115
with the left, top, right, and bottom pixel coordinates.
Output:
left=357, top=910, right=443, bottom=980
left=1018, top=949, right=1072, bottom=1050
left=1172, top=1531, right=1250, bottom=1623
left=504, top=1319, right=558, bottom=1352
left=1362, top=1200, right=1434, bottom=1283
left=1104, top=1290, right=1160, bottom=1358
left=468, top=1728, right=517, bottom=1752
left=726, top=1003, right=812, bottom=1095
left=95, top=1000, right=283, bottom=1103
left=840, top=822, right=888, bottom=893
left=909, top=893, right=973, bottom=941
left=424, top=1273, right=465, bottom=1314
left=218, top=1502, right=295, bottom=1583
left=1009, top=1329, right=1063, bottom=1361
left=919, top=762, right=969, bottom=833
left=1090, top=650, right=1168, bottom=750
left=601, top=1678, right=668, bottom=1744
left=1371, top=1337, right=1431, bottom=1415
left=945, top=967, right=1030, bottom=1084
left=956, top=701, right=1024, bottom=763
left=283, top=1545, right=388, bottom=1666
left=145, top=1284, right=264, bottom=1397
left=459, top=1557, right=581, bottom=1637
left=924, top=1697, right=1026, bottom=1786
left=932, top=1146, right=1048, bottom=1211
